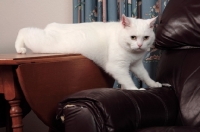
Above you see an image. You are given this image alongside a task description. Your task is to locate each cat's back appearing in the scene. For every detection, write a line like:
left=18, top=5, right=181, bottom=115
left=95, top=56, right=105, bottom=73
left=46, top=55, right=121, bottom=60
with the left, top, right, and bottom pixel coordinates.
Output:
left=44, top=22, right=121, bottom=39
left=45, top=22, right=107, bottom=33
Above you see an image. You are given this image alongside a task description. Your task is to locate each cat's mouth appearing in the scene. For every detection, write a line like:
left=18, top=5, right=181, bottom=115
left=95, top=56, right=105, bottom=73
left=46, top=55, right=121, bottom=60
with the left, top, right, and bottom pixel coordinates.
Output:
left=127, top=43, right=144, bottom=52
left=134, top=48, right=143, bottom=52
left=136, top=47, right=142, bottom=50
left=132, top=47, right=147, bottom=53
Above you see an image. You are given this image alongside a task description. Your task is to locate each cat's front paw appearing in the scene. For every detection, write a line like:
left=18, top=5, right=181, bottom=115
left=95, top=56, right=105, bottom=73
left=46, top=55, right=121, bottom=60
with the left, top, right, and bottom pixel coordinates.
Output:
left=151, top=82, right=162, bottom=88
left=130, top=87, right=146, bottom=90
left=124, top=87, right=146, bottom=90
left=16, top=47, right=27, bottom=54
left=162, top=83, right=171, bottom=87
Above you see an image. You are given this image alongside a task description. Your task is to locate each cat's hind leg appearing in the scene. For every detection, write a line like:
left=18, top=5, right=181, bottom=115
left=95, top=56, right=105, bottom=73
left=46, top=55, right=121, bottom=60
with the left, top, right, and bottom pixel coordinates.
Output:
left=15, top=28, right=27, bottom=54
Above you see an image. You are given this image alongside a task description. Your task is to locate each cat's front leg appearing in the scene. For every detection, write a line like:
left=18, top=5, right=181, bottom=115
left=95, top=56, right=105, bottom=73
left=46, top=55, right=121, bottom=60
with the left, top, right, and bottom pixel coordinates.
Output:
left=106, top=63, right=142, bottom=90
left=130, top=62, right=162, bottom=88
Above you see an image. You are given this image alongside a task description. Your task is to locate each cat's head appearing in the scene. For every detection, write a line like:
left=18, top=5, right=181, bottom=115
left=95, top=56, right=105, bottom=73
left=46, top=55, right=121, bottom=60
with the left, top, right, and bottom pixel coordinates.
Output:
left=118, top=15, right=157, bottom=53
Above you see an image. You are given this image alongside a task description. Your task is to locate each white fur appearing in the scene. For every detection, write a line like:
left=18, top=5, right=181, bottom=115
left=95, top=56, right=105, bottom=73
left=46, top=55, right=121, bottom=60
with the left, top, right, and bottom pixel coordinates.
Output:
left=15, top=15, right=162, bottom=90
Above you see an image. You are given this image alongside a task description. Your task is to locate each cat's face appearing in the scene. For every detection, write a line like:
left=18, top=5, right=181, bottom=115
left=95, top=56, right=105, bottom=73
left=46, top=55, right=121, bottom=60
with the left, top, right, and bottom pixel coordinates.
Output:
left=119, top=15, right=157, bottom=53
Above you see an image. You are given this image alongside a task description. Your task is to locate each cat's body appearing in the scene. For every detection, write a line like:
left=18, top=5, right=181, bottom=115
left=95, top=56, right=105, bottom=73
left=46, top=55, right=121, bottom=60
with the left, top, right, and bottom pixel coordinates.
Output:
left=15, top=15, right=162, bottom=90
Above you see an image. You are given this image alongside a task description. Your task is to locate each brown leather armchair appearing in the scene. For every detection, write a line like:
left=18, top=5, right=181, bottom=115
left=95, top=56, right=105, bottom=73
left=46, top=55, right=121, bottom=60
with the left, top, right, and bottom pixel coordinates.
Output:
left=56, top=0, right=200, bottom=131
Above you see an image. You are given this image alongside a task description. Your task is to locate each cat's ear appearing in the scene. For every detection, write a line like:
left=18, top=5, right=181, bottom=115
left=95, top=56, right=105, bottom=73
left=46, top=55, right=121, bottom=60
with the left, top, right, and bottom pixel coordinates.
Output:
left=149, top=17, right=157, bottom=28
left=121, top=14, right=130, bottom=28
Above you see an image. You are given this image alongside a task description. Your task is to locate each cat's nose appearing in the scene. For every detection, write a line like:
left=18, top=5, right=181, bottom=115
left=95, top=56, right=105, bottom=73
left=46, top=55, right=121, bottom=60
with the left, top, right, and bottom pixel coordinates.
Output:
left=137, top=44, right=142, bottom=48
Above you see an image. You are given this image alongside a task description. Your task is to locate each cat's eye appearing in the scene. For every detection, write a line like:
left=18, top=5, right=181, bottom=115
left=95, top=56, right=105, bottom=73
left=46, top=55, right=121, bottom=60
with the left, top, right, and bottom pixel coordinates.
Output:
left=131, top=36, right=137, bottom=40
left=144, top=36, right=149, bottom=40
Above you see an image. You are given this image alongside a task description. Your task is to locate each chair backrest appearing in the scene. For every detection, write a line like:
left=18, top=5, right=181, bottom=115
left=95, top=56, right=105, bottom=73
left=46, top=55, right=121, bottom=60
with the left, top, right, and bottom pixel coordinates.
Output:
left=155, top=0, right=200, bottom=127
left=16, top=55, right=114, bottom=131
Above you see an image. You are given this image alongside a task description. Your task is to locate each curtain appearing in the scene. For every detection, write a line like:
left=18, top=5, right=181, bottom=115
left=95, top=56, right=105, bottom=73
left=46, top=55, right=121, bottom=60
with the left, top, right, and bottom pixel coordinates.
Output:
left=73, top=0, right=170, bottom=88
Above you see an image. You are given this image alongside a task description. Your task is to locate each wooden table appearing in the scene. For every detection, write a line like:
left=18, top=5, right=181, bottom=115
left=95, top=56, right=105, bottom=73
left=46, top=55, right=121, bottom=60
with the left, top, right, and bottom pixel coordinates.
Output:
left=0, top=53, right=74, bottom=132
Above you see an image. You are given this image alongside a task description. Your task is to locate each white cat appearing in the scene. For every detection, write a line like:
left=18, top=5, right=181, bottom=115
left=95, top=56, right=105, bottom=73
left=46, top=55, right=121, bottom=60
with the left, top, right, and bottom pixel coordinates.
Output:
left=15, top=15, right=162, bottom=90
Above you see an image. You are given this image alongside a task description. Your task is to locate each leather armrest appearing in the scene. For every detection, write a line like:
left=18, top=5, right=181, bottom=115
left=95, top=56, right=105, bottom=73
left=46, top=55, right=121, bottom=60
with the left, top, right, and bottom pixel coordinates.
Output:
left=57, top=87, right=179, bottom=132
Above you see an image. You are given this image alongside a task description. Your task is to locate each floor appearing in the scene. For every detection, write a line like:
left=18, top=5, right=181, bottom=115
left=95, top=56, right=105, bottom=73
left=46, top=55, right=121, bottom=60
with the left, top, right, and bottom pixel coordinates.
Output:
left=0, top=111, right=48, bottom=132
